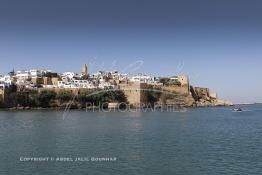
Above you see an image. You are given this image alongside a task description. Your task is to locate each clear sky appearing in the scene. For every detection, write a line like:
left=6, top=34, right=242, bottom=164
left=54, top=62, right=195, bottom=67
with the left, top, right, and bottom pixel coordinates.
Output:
left=0, top=0, right=261, bottom=103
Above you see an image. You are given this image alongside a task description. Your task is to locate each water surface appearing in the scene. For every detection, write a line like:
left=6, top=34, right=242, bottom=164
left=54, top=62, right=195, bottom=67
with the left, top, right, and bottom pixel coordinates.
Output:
left=0, top=105, right=262, bottom=174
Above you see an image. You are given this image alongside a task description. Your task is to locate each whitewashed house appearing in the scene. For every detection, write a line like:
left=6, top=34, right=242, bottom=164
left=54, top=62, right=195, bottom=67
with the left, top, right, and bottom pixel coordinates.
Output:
left=72, top=79, right=96, bottom=88
left=130, top=74, right=154, bottom=83
left=0, top=75, right=12, bottom=86
left=130, top=74, right=162, bottom=85
left=29, top=69, right=42, bottom=78
left=99, top=82, right=114, bottom=89
left=62, top=72, right=76, bottom=80
left=110, top=71, right=128, bottom=81
left=58, top=79, right=96, bottom=89
left=16, top=70, right=31, bottom=80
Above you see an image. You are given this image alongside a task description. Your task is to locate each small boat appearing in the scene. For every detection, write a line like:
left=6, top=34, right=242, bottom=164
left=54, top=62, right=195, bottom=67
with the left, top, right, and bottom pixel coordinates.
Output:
left=233, top=108, right=242, bottom=112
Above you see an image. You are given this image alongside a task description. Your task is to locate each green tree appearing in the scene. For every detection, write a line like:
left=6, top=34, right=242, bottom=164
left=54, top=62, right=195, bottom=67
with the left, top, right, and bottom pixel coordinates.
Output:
left=77, top=90, right=127, bottom=107
left=16, top=91, right=29, bottom=107
left=37, top=91, right=57, bottom=107
left=57, top=91, right=73, bottom=103
left=159, top=78, right=170, bottom=85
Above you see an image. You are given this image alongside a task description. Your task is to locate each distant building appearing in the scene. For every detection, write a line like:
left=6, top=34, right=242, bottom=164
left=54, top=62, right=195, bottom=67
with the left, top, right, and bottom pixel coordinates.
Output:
left=16, top=70, right=31, bottom=80
left=0, top=75, right=12, bottom=86
left=57, top=79, right=95, bottom=89
left=62, top=72, right=76, bottom=80
left=210, top=92, right=218, bottom=99
left=130, top=74, right=159, bottom=85
left=16, top=69, right=52, bottom=80
left=30, top=69, right=42, bottom=78
left=170, top=76, right=178, bottom=81
left=31, top=77, right=43, bottom=85
left=130, top=74, right=151, bottom=82
left=8, top=69, right=15, bottom=76
left=51, top=77, right=60, bottom=86
left=178, top=75, right=189, bottom=86
left=178, top=75, right=190, bottom=93
left=110, top=71, right=128, bottom=81
left=82, top=64, right=88, bottom=76
left=99, top=82, right=114, bottom=89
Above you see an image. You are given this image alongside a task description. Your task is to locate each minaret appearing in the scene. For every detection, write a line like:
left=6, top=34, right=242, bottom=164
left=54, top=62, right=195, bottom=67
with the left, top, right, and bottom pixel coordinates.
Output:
left=82, top=64, right=88, bottom=76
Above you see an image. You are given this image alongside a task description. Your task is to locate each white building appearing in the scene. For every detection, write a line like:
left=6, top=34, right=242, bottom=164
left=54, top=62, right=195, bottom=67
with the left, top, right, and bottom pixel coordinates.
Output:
left=30, top=69, right=42, bottom=78
left=210, top=92, right=218, bottom=99
left=110, top=71, right=128, bottom=81
left=62, top=72, right=76, bottom=80
left=42, top=85, right=57, bottom=88
left=98, top=82, right=114, bottom=89
left=0, top=75, right=12, bottom=86
left=129, top=74, right=162, bottom=86
left=16, top=70, right=31, bottom=80
left=58, top=79, right=96, bottom=89
left=170, top=76, right=179, bottom=81
left=0, top=75, right=8, bottom=89
left=72, top=80, right=96, bottom=88
left=92, top=71, right=105, bottom=79
left=130, top=74, right=155, bottom=83
left=58, top=81, right=76, bottom=89
left=92, top=70, right=128, bottom=81
left=0, top=83, right=6, bottom=90
left=16, top=69, right=52, bottom=80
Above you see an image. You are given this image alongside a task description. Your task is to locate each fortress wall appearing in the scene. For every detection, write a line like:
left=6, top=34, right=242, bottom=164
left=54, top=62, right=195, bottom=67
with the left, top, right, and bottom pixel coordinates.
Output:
left=0, top=88, right=17, bottom=107
left=162, top=85, right=190, bottom=95
left=178, top=75, right=189, bottom=86
left=118, top=83, right=191, bottom=106
left=38, top=88, right=94, bottom=95
left=119, top=82, right=149, bottom=106
left=0, top=89, right=4, bottom=104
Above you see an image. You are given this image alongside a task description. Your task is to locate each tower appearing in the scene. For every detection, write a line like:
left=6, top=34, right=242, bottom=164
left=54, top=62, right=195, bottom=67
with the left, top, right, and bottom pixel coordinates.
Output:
left=82, top=64, right=88, bottom=76
left=178, top=75, right=189, bottom=86
left=178, top=75, right=190, bottom=94
left=8, top=69, right=15, bottom=76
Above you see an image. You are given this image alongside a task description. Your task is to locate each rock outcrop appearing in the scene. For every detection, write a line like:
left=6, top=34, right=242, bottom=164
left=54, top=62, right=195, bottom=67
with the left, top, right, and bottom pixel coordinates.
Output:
left=190, top=86, right=233, bottom=107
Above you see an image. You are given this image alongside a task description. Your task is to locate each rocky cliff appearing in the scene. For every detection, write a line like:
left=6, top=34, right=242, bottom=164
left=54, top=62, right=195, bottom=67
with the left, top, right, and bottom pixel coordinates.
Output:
left=190, top=86, right=233, bottom=107
left=153, top=85, right=233, bottom=107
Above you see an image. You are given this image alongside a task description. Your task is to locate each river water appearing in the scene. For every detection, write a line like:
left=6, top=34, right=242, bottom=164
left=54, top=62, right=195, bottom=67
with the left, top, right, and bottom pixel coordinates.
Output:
left=0, top=104, right=262, bottom=174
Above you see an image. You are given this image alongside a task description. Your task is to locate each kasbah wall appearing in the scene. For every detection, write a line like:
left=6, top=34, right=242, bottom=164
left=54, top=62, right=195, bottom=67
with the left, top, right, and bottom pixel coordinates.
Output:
left=0, top=88, right=4, bottom=105
left=118, top=75, right=194, bottom=106
left=38, top=88, right=94, bottom=95
left=38, top=76, right=192, bottom=107
left=161, top=75, right=190, bottom=95
left=119, top=82, right=148, bottom=107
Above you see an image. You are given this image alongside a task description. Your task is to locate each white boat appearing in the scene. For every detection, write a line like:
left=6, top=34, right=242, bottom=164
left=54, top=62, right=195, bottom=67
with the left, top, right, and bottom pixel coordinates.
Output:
left=233, top=108, right=242, bottom=112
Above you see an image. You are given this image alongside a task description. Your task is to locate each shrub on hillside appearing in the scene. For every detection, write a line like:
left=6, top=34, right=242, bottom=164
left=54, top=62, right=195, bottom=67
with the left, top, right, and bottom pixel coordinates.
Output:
left=37, top=91, right=57, bottom=107
left=57, top=91, right=73, bottom=103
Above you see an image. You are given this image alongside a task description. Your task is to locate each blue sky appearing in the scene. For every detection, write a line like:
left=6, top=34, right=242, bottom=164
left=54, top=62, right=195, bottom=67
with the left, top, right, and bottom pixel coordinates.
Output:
left=0, top=0, right=262, bottom=103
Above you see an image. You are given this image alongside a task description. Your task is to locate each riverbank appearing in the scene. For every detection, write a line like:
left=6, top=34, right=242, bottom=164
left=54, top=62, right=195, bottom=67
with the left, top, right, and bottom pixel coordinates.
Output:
left=2, top=102, right=234, bottom=111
